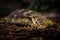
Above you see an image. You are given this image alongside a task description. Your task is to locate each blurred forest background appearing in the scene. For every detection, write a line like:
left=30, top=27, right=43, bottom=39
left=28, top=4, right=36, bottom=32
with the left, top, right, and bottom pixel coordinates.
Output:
left=0, top=0, right=60, bottom=18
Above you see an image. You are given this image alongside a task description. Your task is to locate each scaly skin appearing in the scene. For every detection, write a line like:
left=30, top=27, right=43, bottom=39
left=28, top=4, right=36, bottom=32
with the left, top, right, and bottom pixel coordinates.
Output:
left=0, top=9, right=59, bottom=40
left=2, top=9, right=54, bottom=30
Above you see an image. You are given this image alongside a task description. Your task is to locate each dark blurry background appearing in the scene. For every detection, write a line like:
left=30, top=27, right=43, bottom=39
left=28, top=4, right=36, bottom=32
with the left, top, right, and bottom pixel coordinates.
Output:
left=0, top=0, right=30, bottom=17
left=0, top=0, right=60, bottom=18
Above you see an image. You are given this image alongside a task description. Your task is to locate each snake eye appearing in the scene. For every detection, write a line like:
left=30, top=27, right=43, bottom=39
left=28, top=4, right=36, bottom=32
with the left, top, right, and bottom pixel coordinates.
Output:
left=28, top=18, right=32, bottom=21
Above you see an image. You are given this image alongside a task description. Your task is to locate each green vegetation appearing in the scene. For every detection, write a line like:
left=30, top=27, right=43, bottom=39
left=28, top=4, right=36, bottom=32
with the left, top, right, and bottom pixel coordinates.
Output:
left=28, top=0, right=55, bottom=12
